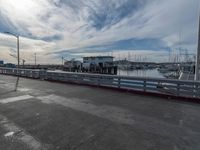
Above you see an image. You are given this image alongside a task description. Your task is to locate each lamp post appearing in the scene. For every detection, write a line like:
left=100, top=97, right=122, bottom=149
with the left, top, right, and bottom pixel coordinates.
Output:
left=4, top=32, right=20, bottom=91
left=4, top=32, right=20, bottom=70
left=34, top=53, right=36, bottom=66
left=62, top=56, right=64, bottom=65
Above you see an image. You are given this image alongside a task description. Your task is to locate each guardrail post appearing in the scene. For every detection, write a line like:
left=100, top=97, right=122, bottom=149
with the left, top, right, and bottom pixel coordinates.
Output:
left=118, top=78, right=121, bottom=88
left=194, top=84, right=199, bottom=98
left=144, top=80, right=146, bottom=92
left=177, top=83, right=180, bottom=96
left=97, top=76, right=100, bottom=86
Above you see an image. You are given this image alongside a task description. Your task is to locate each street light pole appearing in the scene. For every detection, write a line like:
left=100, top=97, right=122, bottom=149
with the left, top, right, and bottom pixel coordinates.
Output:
left=35, top=53, right=36, bottom=66
left=4, top=32, right=20, bottom=91
left=17, top=36, right=20, bottom=71
left=62, top=56, right=64, bottom=65
left=4, top=32, right=20, bottom=69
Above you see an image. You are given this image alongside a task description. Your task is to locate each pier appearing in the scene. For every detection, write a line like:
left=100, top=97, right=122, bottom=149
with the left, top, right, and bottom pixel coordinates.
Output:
left=1, top=72, right=200, bottom=149
left=0, top=67, right=200, bottom=100
left=0, top=0, right=199, bottom=149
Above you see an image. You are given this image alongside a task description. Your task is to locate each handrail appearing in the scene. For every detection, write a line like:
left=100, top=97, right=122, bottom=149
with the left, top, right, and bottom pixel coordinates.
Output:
left=0, top=67, right=199, bottom=99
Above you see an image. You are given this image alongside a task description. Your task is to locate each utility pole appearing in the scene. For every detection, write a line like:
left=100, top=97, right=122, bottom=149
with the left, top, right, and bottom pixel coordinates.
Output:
left=4, top=32, right=20, bottom=91
left=22, top=59, right=25, bottom=68
left=168, top=49, right=171, bottom=62
left=17, top=36, right=19, bottom=70
left=34, top=53, right=36, bottom=66
left=62, top=56, right=64, bottom=65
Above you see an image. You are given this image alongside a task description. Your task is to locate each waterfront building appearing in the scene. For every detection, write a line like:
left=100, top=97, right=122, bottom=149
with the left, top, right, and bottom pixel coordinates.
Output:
left=64, top=60, right=82, bottom=72
left=83, top=56, right=113, bottom=69
left=82, top=56, right=117, bottom=74
left=0, top=60, right=4, bottom=65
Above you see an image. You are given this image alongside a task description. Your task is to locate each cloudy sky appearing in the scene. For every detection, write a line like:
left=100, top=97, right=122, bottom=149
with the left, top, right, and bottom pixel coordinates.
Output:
left=0, top=0, right=199, bottom=64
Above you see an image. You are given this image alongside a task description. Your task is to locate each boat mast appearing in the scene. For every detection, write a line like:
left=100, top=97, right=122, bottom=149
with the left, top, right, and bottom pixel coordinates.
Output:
left=195, top=15, right=200, bottom=81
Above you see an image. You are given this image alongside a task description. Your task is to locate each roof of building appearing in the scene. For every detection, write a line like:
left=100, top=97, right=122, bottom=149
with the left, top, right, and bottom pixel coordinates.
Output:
left=83, top=56, right=114, bottom=58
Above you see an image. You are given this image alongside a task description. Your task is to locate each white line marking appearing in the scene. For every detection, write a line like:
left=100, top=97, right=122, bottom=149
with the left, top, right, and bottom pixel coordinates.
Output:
left=0, top=95, right=34, bottom=104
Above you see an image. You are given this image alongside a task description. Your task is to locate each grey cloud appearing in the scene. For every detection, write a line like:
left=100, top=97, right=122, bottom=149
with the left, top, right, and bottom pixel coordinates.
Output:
left=87, top=0, right=147, bottom=30
left=0, top=0, right=199, bottom=63
left=41, top=34, right=63, bottom=42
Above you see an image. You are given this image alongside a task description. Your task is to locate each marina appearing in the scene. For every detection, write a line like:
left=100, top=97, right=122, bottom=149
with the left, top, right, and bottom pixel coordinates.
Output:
left=0, top=67, right=200, bottom=99
left=1, top=75, right=200, bottom=150
left=0, top=1, right=200, bottom=150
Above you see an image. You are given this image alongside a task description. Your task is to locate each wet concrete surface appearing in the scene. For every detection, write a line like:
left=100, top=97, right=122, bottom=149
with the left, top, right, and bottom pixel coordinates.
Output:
left=0, top=75, right=200, bottom=150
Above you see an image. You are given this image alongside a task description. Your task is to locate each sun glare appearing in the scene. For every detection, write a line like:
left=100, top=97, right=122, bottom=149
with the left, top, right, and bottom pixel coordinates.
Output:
left=2, top=0, right=36, bottom=12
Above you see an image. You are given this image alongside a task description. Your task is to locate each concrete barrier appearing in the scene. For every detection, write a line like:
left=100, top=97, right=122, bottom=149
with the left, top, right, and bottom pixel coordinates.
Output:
left=0, top=67, right=200, bottom=100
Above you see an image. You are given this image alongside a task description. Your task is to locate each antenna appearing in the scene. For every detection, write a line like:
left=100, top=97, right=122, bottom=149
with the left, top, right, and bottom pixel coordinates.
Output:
left=22, top=59, right=25, bottom=67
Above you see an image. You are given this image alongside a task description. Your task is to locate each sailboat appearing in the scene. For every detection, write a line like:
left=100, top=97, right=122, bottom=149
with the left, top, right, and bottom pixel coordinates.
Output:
left=179, top=15, right=200, bottom=81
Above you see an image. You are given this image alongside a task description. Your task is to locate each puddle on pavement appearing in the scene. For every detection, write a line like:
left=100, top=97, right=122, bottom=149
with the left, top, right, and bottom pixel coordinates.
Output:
left=4, top=131, right=15, bottom=137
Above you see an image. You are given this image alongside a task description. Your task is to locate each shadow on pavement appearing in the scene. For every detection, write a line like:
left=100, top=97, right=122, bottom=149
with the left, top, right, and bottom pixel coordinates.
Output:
left=14, top=77, right=20, bottom=91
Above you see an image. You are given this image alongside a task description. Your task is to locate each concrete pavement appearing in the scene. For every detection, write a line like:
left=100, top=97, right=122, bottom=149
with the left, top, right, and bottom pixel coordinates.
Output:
left=0, top=75, right=200, bottom=150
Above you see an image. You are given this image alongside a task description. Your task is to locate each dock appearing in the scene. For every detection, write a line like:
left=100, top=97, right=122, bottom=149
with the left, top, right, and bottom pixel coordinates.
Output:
left=1, top=74, right=200, bottom=150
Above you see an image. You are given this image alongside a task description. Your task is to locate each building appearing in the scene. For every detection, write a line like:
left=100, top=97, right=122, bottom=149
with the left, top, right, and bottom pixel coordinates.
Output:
left=0, top=60, right=4, bottom=65
left=64, top=59, right=82, bottom=72
left=82, top=56, right=117, bottom=74
left=83, top=56, right=114, bottom=69
left=5, top=63, right=16, bottom=68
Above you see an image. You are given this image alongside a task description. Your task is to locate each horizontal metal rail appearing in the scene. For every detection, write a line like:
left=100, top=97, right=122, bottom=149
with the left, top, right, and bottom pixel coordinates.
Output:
left=0, top=67, right=200, bottom=99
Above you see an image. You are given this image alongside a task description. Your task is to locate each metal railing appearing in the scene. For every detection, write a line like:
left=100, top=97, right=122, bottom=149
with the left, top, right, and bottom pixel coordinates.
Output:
left=0, top=67, right=200, bottom=99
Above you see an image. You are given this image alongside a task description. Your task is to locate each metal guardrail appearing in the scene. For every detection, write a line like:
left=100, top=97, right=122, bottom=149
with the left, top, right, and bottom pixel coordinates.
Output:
left=0, top=67, right=200, bottom=99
